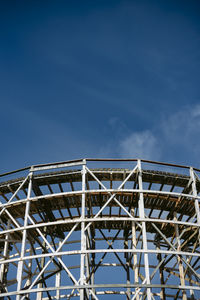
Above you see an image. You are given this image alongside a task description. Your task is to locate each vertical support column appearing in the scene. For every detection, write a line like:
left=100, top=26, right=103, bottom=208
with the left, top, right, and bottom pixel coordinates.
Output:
left=55, top=271, right=61, bottom=300
left=189, top=167, right=200, bottom=299
left=131, top=208, right=139, bottom=300
left=91, top=228, right=96, bottom=299
left=17, top=170, right=33, bottom=300
left=0, top=219, right=11, bottom=297
left=137, top=160, right=151, bottom=300
left=124, top=229, right=131, bottom=299
left=156, top=240, right=166, bottom=300
left=190, top=168, right=200, bottom=242
left=86, top=196, right=96, bottom=299
left=36, top=233, right=46, bottom=300
left=85, top=228, right=91, bottom=299
left=80, top=161, right=86, bottom=300
left=174, top=212, right=187, bottom=300
left=26, top=245, right=33, bottom=288
left=56, top=240, right=62, bottom=300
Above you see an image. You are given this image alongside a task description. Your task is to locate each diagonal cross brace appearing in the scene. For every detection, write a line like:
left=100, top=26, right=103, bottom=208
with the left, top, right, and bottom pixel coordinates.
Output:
left=22, top=216, right=79, bottom=294
left=85, top=165, right=141, bottom=232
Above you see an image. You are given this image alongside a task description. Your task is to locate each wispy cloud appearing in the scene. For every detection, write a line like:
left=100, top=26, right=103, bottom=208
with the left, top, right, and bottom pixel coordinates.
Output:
left=110, top=104, right=200, bottom=166
left=160, top=104, right=200, bottom=164
left=119, top=130, right=160, bottom=160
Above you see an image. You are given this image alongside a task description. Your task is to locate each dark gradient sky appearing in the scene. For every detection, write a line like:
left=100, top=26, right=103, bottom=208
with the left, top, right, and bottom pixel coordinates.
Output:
left=0, top=0, right=200, bottom=172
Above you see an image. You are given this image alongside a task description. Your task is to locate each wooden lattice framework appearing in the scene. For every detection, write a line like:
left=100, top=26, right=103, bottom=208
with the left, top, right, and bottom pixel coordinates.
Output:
left=0, top=158, right=200, bottom=299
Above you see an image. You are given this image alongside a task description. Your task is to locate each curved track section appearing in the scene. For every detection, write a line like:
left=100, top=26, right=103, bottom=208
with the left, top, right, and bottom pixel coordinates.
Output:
left=0, top=159, right=200, bottom=299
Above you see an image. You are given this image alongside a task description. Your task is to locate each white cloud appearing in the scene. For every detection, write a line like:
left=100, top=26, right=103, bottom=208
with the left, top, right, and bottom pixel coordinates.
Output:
left=116, top=104, right=200, bottom=165
left=119, top=130, right=160, bottom=160
left=160, top=104, right=200, bottom=164
left=191, top=104, right=200, bottom=118
left=162, top=104, right=200, bottom=144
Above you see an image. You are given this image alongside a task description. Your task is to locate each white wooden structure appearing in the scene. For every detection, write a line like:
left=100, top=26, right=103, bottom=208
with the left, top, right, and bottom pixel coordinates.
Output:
left=0, top=158, right=199, bottom=299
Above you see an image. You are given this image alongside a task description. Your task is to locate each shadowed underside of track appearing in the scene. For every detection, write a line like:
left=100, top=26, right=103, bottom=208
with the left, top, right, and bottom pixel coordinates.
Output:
left=0, top=169, right=198, bottom=242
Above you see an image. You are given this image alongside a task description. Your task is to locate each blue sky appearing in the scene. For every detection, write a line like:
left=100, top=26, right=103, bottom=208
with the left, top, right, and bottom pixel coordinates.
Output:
left=0, top=0, right=200, bottom=172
